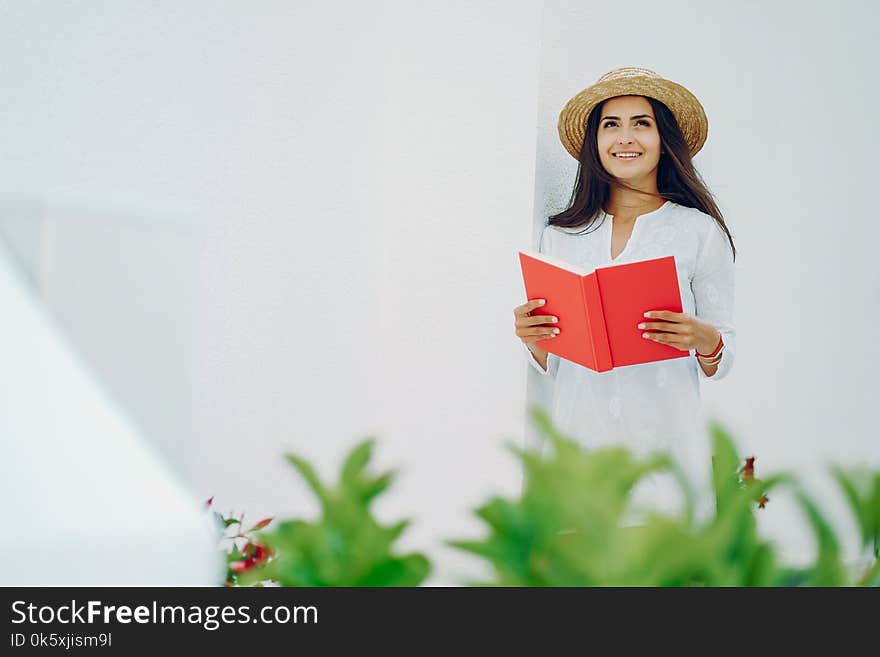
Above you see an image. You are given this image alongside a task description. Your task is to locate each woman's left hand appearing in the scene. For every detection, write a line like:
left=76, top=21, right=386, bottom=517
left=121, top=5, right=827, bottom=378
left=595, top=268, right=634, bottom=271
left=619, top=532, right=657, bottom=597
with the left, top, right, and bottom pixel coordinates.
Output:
left=638, top=310, right=720, bottom=354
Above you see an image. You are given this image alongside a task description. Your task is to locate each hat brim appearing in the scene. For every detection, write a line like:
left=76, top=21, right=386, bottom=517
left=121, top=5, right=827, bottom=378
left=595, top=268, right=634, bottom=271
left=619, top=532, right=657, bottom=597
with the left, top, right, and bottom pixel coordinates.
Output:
left=557, top=75, right=708, bottom=160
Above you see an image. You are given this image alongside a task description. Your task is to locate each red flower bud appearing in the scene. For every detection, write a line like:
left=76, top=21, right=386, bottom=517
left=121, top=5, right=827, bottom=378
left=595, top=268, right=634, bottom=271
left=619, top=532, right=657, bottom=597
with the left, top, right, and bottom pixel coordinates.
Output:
left=229, top=541, right=272, bottom=573
left=738, top=457, right=769, bottom=509
left=740, top=457, right=756, bottom=482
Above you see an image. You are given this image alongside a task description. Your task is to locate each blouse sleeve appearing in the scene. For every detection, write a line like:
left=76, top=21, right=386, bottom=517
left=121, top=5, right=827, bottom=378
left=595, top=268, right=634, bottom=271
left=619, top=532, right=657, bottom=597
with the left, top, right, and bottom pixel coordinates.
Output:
left=691, top=219, right=736, bottom=382
left=525, top=225, right=560, bottom=378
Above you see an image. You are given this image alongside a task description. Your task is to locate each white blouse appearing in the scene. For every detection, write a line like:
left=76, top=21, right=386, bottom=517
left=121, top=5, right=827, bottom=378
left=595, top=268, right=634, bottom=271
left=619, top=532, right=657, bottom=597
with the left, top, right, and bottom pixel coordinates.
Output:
left=524, top=201, right=736, bottom=520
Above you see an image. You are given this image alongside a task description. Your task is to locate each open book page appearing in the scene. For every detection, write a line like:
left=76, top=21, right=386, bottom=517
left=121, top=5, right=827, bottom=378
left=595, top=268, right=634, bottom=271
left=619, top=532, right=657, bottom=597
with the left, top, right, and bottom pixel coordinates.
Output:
left=518, top=250, right=591, bottom=276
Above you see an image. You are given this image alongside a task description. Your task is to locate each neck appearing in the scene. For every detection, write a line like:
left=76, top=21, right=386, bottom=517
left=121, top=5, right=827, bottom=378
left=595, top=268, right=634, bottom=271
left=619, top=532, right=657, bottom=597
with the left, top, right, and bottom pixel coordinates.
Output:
left=606, top=178, right=664, bottom=220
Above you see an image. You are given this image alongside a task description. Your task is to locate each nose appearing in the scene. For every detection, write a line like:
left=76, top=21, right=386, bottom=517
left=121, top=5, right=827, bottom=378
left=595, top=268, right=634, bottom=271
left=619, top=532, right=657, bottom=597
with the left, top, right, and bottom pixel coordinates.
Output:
left=617, top=132, right=634, bottom=145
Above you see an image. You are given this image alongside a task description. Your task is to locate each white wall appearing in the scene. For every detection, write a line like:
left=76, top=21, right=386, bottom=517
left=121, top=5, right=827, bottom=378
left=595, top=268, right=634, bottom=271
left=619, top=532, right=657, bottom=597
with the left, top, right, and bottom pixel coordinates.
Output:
left=0, top=199, right=201, bottom=480
left=0, top=0, right=542, bottom=585
left=0, top=237, right=219, bottom=585
left=192, top=1, right=543, bottom=585
left=534, top=0, right=880, bottom=564
left=1, top=0, right=875, bottom=584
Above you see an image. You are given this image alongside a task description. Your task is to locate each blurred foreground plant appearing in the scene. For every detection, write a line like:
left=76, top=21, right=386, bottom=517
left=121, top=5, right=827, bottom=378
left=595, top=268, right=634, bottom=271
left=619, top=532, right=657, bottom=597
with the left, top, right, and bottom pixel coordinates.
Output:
left=206, top=498, right=275, bottom=586
left=448, top=406, right=880, bottom=587
left=234, top=440, right=430, bottom=587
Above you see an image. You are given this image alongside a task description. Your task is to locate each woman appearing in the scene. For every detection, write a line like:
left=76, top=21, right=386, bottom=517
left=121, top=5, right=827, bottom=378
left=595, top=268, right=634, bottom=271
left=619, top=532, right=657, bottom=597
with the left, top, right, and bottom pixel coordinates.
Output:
left=513, top=68, right=736, bottom=519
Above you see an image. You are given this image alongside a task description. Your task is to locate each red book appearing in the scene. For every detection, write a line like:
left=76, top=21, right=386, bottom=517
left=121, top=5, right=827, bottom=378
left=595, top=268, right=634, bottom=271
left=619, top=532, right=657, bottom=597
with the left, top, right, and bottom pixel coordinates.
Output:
left=518, top=251, right=687, bottom=372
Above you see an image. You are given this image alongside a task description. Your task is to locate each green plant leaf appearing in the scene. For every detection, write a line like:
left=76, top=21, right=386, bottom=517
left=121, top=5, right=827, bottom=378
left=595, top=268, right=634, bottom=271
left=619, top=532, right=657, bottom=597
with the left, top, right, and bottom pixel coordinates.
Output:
left=285, top=453, right=329, bottom=505
left=709, top=421, right=741, bottom=515
left=358, top=472, right=395, bottom=505
left=795, top=490, right=847, bottom=586
left=237, top=442, right=431, bottom=587
left=872, top=473, right=880, bottom=559
left=743, top=543, right=778, bottom=587
left=356, top=555, right=431, bottom=587
left=340, top=439, right=375, bottom=483
left=831, top=466, right=872, bottom=551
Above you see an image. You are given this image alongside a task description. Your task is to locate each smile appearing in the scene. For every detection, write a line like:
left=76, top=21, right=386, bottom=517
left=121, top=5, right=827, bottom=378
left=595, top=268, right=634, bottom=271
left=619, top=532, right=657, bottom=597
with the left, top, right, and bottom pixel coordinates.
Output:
left=612, top=152, right=642, bottom=159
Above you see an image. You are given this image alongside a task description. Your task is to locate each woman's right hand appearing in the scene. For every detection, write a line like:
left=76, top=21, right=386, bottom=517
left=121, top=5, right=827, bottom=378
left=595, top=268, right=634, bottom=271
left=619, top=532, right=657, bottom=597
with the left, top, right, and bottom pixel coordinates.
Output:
left=514, top=299, right=561, bottom=348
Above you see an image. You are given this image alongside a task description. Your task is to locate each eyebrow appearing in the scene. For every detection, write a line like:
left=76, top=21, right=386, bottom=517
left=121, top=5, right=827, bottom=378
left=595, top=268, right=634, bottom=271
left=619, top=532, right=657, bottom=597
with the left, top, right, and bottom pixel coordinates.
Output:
left=600, top=114, right=654, bottom=121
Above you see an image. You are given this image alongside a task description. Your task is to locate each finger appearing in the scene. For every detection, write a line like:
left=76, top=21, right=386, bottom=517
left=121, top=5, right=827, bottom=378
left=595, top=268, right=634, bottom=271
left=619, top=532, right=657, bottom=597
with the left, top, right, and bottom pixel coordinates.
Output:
left=643, top=310, right=685, bottom=321
left=515, top=315, right=558, bottom=329
left=519, top=327, right=560, bottom=340
left=526, top=314, right=559, bottom=326
left=643, top=332, right=687, bottom=349
left=515, top=298, right=547, bottom=317
left=638, top=321, right=683, bottom=332
left=527, top=298, right=547, bottom=312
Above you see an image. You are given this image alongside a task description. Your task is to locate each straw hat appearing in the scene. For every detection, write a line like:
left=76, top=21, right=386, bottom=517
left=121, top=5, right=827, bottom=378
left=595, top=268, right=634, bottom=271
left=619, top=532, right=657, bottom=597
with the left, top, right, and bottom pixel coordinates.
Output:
left=557, top=67, right=708, bottom=160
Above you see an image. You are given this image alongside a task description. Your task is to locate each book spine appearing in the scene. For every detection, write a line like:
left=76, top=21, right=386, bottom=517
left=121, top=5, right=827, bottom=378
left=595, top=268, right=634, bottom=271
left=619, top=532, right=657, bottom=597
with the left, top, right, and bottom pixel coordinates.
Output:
left=581, top=273, right=613, bottom=372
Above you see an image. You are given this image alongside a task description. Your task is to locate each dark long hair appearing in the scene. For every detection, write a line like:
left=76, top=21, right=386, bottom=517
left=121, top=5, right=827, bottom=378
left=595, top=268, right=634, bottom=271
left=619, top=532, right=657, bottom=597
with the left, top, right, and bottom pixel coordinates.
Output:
left=549, top=96, right=736, bottom=261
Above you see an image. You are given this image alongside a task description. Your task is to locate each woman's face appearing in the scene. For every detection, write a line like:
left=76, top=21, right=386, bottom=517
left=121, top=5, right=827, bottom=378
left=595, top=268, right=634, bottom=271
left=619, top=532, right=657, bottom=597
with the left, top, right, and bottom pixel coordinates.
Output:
left=596, top=95, right=662, bottom=186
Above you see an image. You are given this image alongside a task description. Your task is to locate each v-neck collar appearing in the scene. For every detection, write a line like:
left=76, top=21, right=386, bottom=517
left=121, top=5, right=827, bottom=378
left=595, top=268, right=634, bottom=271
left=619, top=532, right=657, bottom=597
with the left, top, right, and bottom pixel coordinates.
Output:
left=604, top=200, right=671, bottom=263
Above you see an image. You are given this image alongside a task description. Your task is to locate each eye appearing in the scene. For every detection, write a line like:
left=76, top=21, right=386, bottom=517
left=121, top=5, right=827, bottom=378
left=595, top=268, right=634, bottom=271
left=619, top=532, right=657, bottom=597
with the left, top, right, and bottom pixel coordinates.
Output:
left=635, top=119, right=651, bottom=127
left=602, top=120, right=617, bottom=128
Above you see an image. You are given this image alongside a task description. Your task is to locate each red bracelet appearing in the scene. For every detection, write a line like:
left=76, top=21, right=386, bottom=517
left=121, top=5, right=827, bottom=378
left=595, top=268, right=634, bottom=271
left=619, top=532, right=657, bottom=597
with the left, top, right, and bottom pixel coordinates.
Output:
left=696, top=333, right=724, bottom=358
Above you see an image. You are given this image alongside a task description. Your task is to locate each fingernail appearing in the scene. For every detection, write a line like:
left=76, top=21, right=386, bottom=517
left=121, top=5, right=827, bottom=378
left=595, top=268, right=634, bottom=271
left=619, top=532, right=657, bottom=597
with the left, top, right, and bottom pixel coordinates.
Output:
left=643, top=312, right=652, bottom=318
left=552, top=328, right=560, bottom=334
left=642, top=332, right=650, bottom=338
left=637, top=323, right=645, bottom=329
left=550, top=317, right=558, bottom=322
left=538, top=299, right=545, bottom=305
